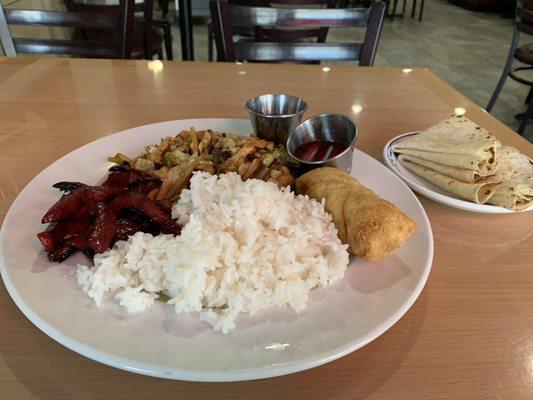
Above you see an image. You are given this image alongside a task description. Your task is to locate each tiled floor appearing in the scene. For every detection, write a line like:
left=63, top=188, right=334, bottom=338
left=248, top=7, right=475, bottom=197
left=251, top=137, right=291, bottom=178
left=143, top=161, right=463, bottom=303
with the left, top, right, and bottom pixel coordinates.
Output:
left=2, top=0, right=532, bottom=141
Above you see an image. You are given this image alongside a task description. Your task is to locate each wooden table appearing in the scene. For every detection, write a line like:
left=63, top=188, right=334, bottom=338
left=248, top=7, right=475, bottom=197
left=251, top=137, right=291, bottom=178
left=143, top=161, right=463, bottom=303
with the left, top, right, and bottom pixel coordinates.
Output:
left=0, top=57, right=532, bottom=399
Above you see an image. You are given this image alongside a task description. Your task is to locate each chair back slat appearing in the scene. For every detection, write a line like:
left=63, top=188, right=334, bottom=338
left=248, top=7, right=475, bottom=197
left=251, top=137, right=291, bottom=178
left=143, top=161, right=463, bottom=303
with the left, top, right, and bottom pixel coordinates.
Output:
left=0, top=0, right=136, bottom=58
left=13, top=38, right=117, bottom=57
left=63, top=0, right=146, bottom=14
left=234, top=41, right=361, bottom=61
left=229, top=6, right=371, bottom=28
left=269, top=0, right=335, bottom=4
left=228, top=1, right=335, bottom=5
left=210, top=0, right=385, bottom=65
left=5, top=10, right=119, bottom=29
left=258, top=27, right=325, bottom=41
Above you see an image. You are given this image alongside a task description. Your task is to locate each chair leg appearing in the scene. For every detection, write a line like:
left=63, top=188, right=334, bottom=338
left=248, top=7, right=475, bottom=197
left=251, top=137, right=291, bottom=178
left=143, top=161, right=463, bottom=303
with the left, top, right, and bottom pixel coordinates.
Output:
left=391, top=0, right=398, bottom=20
left=411, top=0, right=417, bottom=18
left=161, top=0, right=169, bottom=18
left=525, top=86, right=533, bottom=104
left=401, top=0, right=406, bottom=16
left=487, top=30, right=520, bottom=112
left=517, top=96, right=533, bottom=135
left=208, top=22, right=214, bottom=62
left=163, top=25, right=173, bottom=60
left=486, top=71, right=510, bottom=112
left=419, top=0, right=425, bottom=21
left=490, top=67, right=522, bottom=117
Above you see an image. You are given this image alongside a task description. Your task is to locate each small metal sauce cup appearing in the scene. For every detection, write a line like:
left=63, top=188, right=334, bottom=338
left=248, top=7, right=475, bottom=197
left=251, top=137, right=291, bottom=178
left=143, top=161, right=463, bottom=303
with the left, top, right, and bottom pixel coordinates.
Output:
left=286, top=113, right=358, bottom=173
left=244, top=94, right=308, bottom=146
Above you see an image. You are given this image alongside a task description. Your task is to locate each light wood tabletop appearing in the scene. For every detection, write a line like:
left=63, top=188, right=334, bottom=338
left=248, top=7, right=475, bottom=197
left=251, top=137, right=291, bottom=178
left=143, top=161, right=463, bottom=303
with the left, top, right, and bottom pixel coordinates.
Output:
left=0, top=57, right=532, bottom=399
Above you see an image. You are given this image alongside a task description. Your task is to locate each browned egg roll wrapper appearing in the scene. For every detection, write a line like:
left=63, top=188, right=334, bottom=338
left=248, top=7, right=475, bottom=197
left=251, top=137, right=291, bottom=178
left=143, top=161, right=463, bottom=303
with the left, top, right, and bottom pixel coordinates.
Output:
left=296, top=167, right=417, bottom=260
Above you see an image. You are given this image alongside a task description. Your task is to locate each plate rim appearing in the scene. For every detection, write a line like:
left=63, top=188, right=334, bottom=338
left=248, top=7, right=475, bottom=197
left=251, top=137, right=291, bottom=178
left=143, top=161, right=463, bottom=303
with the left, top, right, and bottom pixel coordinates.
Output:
left=383, top=132, right=533, bottom=214
left=0, top=118, right=434, bottom=381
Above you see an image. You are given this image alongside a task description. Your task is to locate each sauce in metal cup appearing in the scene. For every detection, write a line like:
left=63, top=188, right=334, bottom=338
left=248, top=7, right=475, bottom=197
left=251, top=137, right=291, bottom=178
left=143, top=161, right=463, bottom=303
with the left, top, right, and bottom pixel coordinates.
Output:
left=287, top=113, right=358, bottom=173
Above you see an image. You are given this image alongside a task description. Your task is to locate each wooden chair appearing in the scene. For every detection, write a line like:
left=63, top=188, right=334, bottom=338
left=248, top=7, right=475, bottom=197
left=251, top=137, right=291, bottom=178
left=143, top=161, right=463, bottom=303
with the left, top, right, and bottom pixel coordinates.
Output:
left=487, top=0, right=533, bottom=135
left=0, top=0, right=136, bottom=58
left=63, top=0, right=172, bottom=60
left=207, top=0, right=337, bottom=62
left=210, top=0, right=386, bottom=65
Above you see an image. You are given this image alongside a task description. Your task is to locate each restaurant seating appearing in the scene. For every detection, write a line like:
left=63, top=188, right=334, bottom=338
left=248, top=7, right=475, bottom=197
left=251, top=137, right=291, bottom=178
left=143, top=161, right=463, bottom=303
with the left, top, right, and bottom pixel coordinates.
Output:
left=63, top=0, right=172, bottom=60
left=487, top=0, right=533, bottom=135
left=390, top=0, right=425, bottom=21
left=0, top=0, right=170, bottom=59
left=209, top=0, right=386, bottom=65
left=207, top=0, right=336, bottom=63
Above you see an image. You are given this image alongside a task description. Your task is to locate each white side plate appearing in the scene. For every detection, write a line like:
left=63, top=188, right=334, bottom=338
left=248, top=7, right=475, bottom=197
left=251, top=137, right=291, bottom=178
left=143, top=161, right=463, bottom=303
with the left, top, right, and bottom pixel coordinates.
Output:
left=0, top=119, right=433, bottom=382
left=384, top=132, right=533, bottom=214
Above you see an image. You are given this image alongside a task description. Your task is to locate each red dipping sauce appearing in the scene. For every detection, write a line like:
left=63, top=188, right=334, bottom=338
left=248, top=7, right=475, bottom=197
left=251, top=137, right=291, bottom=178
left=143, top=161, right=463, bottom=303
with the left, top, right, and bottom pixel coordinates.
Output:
left=293, top=141, right=345, bottom=162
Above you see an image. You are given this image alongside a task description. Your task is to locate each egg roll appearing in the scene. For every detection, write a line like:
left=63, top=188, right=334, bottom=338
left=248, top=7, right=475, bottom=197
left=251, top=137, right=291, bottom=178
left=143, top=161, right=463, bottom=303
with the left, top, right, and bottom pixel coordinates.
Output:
left=296, top=167, right=417, bottom=261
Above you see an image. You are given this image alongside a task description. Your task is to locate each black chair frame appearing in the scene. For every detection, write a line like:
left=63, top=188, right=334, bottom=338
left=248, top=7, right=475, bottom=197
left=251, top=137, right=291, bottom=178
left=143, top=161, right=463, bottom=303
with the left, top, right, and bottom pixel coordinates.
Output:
left=487, top=0, right=533, bottom=135
left=210, top=0, right=386, bottom=65
left=0, top=0, right=136, bottom=58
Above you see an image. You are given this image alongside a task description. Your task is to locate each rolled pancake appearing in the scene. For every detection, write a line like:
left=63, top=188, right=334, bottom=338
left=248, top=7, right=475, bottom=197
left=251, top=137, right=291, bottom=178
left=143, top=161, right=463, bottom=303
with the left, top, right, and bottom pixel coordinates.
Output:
left=400, top=158, right=500, bottom=204
left=487, top=184, right=533, bottom=211
left=486, top=145, right=533, bottom=211
left=296, top=167, right=417, bottom=260
left=398, top=154, right=492, bottom=182
left=392, top=116, right=501, bottom=172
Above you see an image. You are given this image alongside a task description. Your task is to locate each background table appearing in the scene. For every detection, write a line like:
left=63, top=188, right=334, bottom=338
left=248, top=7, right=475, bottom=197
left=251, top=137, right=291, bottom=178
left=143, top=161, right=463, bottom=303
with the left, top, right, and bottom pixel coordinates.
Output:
left=0, top=57, right=532, bottom=399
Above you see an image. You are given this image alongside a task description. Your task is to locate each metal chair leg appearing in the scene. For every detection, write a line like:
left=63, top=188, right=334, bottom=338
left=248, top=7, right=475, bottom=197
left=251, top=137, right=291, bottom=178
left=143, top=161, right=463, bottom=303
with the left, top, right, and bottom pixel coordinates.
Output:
left=419, top=0, right=425, bottom=21
left=525, top=86, right=533, bottom=104
left=411, top=0, right=417, bottom=18
left=208, top=22, right=213, bottom=62
left=163, top=25, right=173, bottom=60
left=391, top=0, right=398, bottom=20
left=517, top=95, right=533, bottom=134
left=384, top=0, right=390, bottom=16
left=487, top=3, right=522, bottom=111
left=159, top=0, right=169, bottom=18
left=401, top=0, right=406, bottom=16
left=487, top=29, right=521, bottom=112
left=486, top=71, right=510, bottom=112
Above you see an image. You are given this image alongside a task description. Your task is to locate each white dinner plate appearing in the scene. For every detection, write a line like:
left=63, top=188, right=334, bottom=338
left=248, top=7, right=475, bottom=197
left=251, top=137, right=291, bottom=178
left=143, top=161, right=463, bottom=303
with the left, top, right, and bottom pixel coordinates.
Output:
left=384, top=132, right=533, bottom=214
left=0, top=119, right=433, bottom=382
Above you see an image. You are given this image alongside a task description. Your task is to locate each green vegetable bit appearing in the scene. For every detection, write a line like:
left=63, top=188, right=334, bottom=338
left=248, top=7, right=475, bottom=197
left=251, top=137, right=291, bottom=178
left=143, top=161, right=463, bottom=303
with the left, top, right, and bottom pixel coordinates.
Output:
left=107, top=153, right=132, bottom=165
left=164, top=149, right=189, bottom=167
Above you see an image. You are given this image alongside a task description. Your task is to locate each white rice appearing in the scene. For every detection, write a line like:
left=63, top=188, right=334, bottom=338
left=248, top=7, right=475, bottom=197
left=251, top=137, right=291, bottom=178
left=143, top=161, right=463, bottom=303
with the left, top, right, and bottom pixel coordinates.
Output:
left=76, top=172, right=349, bottom=333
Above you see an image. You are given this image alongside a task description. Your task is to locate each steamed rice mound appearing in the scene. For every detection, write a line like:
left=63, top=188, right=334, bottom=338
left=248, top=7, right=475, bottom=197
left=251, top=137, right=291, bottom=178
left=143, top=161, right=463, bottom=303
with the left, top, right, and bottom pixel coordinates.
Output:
left=77, top=172, right=349, bottom=333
